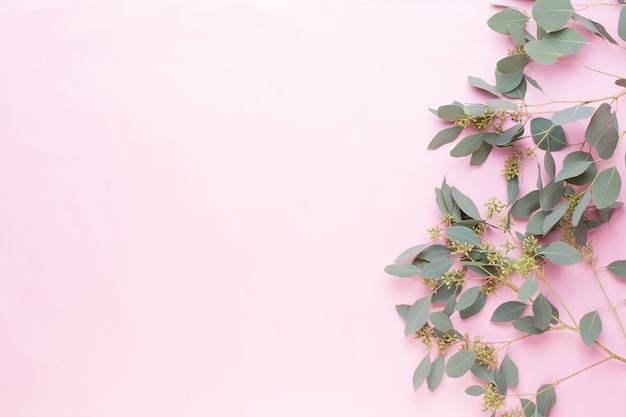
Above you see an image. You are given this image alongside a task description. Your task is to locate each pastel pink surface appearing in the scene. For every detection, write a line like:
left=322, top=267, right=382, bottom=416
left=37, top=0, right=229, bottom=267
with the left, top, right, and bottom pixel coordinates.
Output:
left=0, top=1, right=624, bottom=416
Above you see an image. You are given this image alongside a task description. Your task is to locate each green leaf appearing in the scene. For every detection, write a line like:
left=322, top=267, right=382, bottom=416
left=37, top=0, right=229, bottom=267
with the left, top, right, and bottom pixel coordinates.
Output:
left=384, top=264, right=423, bottom=278
left=417, top=245, right=451, bottom=262
left=508, top=177, right=519, bottom=205
left=468, top=76, right=501, bottom=97
left=405, top=295, right=432, bottom=336
left=551, top=105, right=594, bottom=126
left=555, top=160, right=593, bottom=182
left=465, top=385, right=487, bottom=396
left=500, top=355, right=519, bottom=387
left=526, top=210, right=550, bottom=236
left=536, top=384, right=557, bottom=417
left=542, top=201, right=569, bottom=234
left=496, top=69, right=525, bottom=93
left=593, top=167, right=621, bottom=209
left=491, top=301, right=528, bottom=322
left=531, top=118, right=567, bottom=151
left=487, top=99, right=518, bottom=112
left=519, top=276, right=539, bottom=300
left=429, top=311, right=454, bottom=331
left=450, top=133, right=486, bottom=157
left=585, top=103, right=615, bottom=147
left=451, top=187, right=482, bottom=220
left=579, top=310, right=602, bottom=346
left=533, top=294, right=553, bottom=330
left=538, top=241, right=582, bottom=265
left=437, top=104, right=466, bottom=122
left=446, top=226, right=481, bottom=247
left=413, top=354, right=431, bottom=390
left=616, top=78, right=626, bottom=88
left=526, top=74, right=543, bottom=91
left=497, top=54, right=531, bottom=74
left=432, top=283, right=460, bottom=304
left=562, top=151, right=596, bottom=185
left=446, top=350, right=476, bottom=378
left=459, top=292, right=487, bottom=319
left=544, top=151, right=556, bottom=180
left=428, top=126, right=464, bottom=150
left=455, top=286, right=481, bottom=311
left=509, top=23, right=527, bottom=46
left=395, top=304, right=410, bottom=320
left=511, top=190, right=540, bottom=218
left=543, top=28, right=586, bottom=55
left=494, top=368, right=508, bottom=395
left=471, top=362, right=495, bottom=383
left=619, top=6, right=626, bottom=42
left=470, top=142, right=493, bottom=166
left=513, top=316, right=547, bottom=335
left=607, top=260, right=626, bottom=278
left=532, top=0, right=574, bottom=32
left=422, top=258, right=455, bottom=279
left=524, top=39, right=560, bottom=65
left=571, top=13, right=617, bottom=44
left=394, top=243, right=430, bottom=263
left=540, top=180, right=564, bottom=210
left=488, top=8, right=529, bottom=34
left=572, top=190, right=591, bottom=226
left=521, top=399, right=538, bottom=417
left=427, top=356, right=445, bottom=391
left=596, top=124, right=619, bottom=160
left=505, top=75, right=527, bottom=99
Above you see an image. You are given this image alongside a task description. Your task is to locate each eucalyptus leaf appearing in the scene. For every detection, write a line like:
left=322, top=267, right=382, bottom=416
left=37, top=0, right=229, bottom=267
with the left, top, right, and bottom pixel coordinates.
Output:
left=518, top=276, right=539, bottom=300
left=446, top=226, right=481, bottom=247
left=596, top=124, right=619, bottom=160
left=496, top=69, right=525, bottom=94
left=524, top=39, right=560, bottom=65
left=585, top=103, right=614, bottom=147
left=500, top=355, right=519, bottom=387
left=513, top=316, right=547, bottom=335
left=384, top=264, right=423, bottom=278
left=491, top=301, right=528, bottom=322
left=465, top=385, right=487, bottom=396
left=405, top=295, right=432, bottom=336
left=531, top=118, right=567, bottom=151
left=532, top=0, right=574, bottom=32
left=543, top=28, right=586, bottom=55
left=551, top=105, right=594, bottom=126
left=526, top=74, right=543, bottom=91
left=417, top=245, right=451, bottom=262
left=532, top=293, right=553, bottom=330
left=450, top=133, right=486, bottom=157
left=396, top=304, right=410, bottom=320
left=508, top=177, right=519, bottom=205
left=438, top=104, right=466, bottom=122
left=455, top=286, right=481, bottom=311
left=562, top=151, right=596, bottom=185
left=607, top=260, right=626, bottom=278
left=422, top=258, right=455, bottom=279
left=571, top=13, right=617, bottom=44
left=471, top=362, right=495, bottom=383
left=427, top=356, right=445, bottom=391
left=540, top=180, right=564, bottom=210
left=579, top=310, right=602, bottom=346
left=459, top=292, right=487, bottom=319
left=511, top=190, right=540, bottom=218
left=521, top=399, right=538, bottom=417
left=505, top=75, right=527, bottom=99
left=488, top=8, right=530, bottom=34
left=487, top=99, right=518, bottom=112
left=428, top=126, right=464, bottom=150
left=527, top=210, right=550, bottom=236
left=544, top=151, right=555, bottom=180
left=593, top=167, right=621, bottom=209
left=394, top=243, right=430, bottom=263
left=542, top=201, right=569, bottom=234
left=536, top=384, right=557, bottom=417
left=446, top=350, right=476, bottom=378
left=497, top=54, right=531, bottom=74
left=538, top=241, right=582, bottom=265
left=429, top=311, right=454, bottom=331
left=470, top=142, right=493, bottom=166
left=468, top=76, right=501, bottom=97
left=509, top=23, right=526, bottom=46
left=451, top=187, right=482, bottom=220
left=554, top=160, right=593, bottom=182
left=494, top=368, right=507, bottom=395
left=572, top=190, right=591, bottom=226
left=619, top=6, right=626, bottom=42
left=413, top=354, right=431, bottom=390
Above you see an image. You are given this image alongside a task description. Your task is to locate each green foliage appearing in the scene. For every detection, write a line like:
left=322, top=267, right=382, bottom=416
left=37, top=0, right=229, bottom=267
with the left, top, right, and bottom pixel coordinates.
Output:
left=387, top=3, right=626, bottom=416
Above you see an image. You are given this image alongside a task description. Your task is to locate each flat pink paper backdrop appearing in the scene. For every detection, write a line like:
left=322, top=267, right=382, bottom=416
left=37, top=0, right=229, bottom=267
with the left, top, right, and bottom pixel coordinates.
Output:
left=0, top=1, right=624, bottom=416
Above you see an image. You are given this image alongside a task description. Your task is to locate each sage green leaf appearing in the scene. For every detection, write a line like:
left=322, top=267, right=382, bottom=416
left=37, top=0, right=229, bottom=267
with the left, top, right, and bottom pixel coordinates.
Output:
left=543, top=28, right=586, bottom=55
left=505, top=75, right=527, bottom=99
left=526, top=74, right=543, bottom=91
left=619, top=6, right=626, bottom=42
left=593, top=167, right=621, bottom=209
left=491, top=301, right=528, bottom=322
left=596, top=124, right=619, bottom=160
left=465, top=385, right=487, bottom=396
left=438, top=104, right=466, bottom=122
left=428, top=126, right=464, bottom=150
left=488, top=8, right=529, bottom=34
left=508, top=177, right=519, bottom=205
left=513, top=316, right=547, bottom=335
left=470, top=142, right=493, bottom=166
left=497, top=54, right=531, bottom=74
left=429, top=311, right=454, bottom=331
left=432, top=283, right=460, bottom=304
left=417, top=245, right=451, bottom=262
left=446, top=226, right=481, bottom=247
left=571, top=13, right=617, bottom=44
left=384, top=264, right=423, bottom=278
left=524, top=40, right=560, bottom=65
left=563, top=151, right=596, bottom=185
left=585, top=103, right=614, bottom=146
left=579, top=310, right=602, bottom=346
left=511, top=190, right=540, bottom=218
left=471, top=362, right=495, bottom=383
left=574, top=222, right=587, bottom=246
left=396, top=304, right=410, bottom=320
left=616, top=78, right=626, bottom=88
left=542, top=201, right=569, bottom=234
left=536, top=384, right=557, bottom=417
left=487, top=99, right=518, bottom=112
left=545, top=151, right=555, bottom=180
left=518, top=275, right=539, bottom=300
left=394, top=243, right=430, bottom=263
left=405, top=295, right=432, bottom=336
left=527, top=210, right=550, bottom=236
left=538, top=241, right=582, bottom=265
left=494, top=368, right=508, bottom=395
left=531, top=118, right=567, bottom=151
left=572, top=190, right=591, bottom=226
left=427, top=356, right=445, bottom=391
left=468, top=76, right=501, bottom=97
left=509, top=23, right=527, bottom=46
left=459, top=292, right=487, bottom=319
left=500, top=355, right=519, bottom=387
left=455, top=286, right=481, bottom=311
left=442, top=293, right=457, bottom=316
left=446, top=350, right=476, bottom=378
left=450, top=133, right=486, bottom=157
left=533, top=294, right=553, bottom=330
left=435, top=188, right=450, bottom=216
left=451, top=187, right=482, bottom=220
left=486, top=123, right=524, bottom=147
left=496, top=69, right=525, bottom=93
left=422, top=258, right=455, bottom=279
left=521, top=399, right=538, bottom=417
left=532, top=0, right=574, bottom=32
left=551, top=105, right=594, bottom=126
left=413, top=354, right=431, bottom=390
left=607, top=260, right=626, bottom=278
left=555, top=160, right=592, bottom=182
left=540, top=180, right=564, bottom=210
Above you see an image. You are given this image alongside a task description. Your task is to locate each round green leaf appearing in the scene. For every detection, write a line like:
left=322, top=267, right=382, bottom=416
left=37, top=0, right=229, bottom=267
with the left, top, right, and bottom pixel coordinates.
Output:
left=524, top=39, right=560, bottom=65
left=446, top=350, right=476, bottom=378
left=562, top=151, right=596, bottom=185
left=579, top=310, right=602, bottom=346
left=465, top=385, right=487, bottom=396
left=532, top=0, right=574, bottom=32
left=488, top=8, right=529, bottom=34
left=437, top=104, right=466, bottom=122
left=532, top=293, right=553, bottom=330
left=593, top=167, right=621, bottom=209
left=531, top=118, right=567, bottom=151
left=511, top=190, right=540, bottom=218
left=496, top=69, right=525, bottom=93
left=491, top=301, right=528, bottom=322
left=513, top=316, right=546, bottom=335
left=543, top=28, right=586, bottom=55
left=554, top=160, right=593, bottom=182
left=395, top=304, right=410, bottom=320
left=497, top=54, right=531, bottom=74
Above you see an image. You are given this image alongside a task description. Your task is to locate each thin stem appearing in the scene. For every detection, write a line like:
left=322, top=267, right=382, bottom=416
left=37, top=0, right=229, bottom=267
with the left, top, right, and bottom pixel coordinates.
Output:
left=591, top=267, right=626, bottom=339
left=554, top=356, right=612, bottom=386
left=560, top=57, right=625, bottom=79
left=535, top=269, right=578, bottom=327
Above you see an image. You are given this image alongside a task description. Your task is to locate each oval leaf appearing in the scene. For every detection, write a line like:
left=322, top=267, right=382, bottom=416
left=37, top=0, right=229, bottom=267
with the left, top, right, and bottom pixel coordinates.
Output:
left=555, top=160, right=593, bottom=182
left=455, top=286, right=481, bottom=311
left=429, top=311, right=454, bottom=331
left=539, top=241, right=582, bottom=265
left=536, top=384, right=557, bottom=417
left=394, top=243, right=430, bottom=263
left=413, top=354, right=431, bottom=391
left=579, top=310, right=602, bottom=346
left=532, top=294, right=553, bottom=330
left=593, top=167, right=621, bottom=209
left=500, top=355, right=519, bottom=387
left=437, top=104, right=465, bottom=122
left=422, top=258, right=455, bottom=279
left=446, top=226, right=481, bottom=247
left=531, top=118, right=567, bottom=151
left=488, top=8, right=530, bottom=35
left=450, top=133, right=486, bottom=157
left=405, top=295, right=432, bottom=336
left=427, top=356, right=445, bottom=391
left=446, top=350, right=476, bottom=378
left=513, top=316, right=547, bottom=335
left=619, top=6, right=626, bottom=42
left=491, top=301, right=528, bottom=322
left=607, top=260, right=626, bottom=278
left=524, top=39, right=560, bottom=65
left=543, top=28, right=586, bottom=55
left=518, top=275, right=539, bottom=300
left=572, top=190, right=591, bottom=226
left=533, top=0, right=574, bottom=32
left=451, top=187, right=482, bottom=220
left=428, top=126, right=464, bottom=150
left=384, top=264, right=423, bottom=278
left=465, top=385, right=487, bottom=396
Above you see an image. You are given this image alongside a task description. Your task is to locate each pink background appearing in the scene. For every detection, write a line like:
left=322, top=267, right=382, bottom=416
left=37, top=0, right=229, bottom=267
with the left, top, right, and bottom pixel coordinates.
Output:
left=1, top=1, right=625, bottom=416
